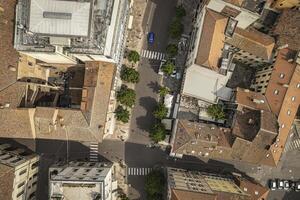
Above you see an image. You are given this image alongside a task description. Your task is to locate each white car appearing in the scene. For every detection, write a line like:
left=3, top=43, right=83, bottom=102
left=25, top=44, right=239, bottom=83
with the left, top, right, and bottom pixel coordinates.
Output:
left=277, top=180, right=284, bottom=190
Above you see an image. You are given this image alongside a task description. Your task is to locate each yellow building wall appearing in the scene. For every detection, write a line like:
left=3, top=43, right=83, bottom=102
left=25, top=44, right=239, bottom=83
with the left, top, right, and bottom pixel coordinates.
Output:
left=273, top=0, right=300, bottom=9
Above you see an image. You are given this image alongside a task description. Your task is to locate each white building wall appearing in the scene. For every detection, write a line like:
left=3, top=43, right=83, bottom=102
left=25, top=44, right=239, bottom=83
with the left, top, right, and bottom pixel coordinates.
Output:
left=20, top=51, right=76, bottom=64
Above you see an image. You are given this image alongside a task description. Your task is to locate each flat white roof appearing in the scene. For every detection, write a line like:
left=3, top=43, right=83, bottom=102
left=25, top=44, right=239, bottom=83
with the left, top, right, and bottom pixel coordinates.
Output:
left=29, top=0, right=91, bottom=36
left=182, top=64, right=232, bottom=103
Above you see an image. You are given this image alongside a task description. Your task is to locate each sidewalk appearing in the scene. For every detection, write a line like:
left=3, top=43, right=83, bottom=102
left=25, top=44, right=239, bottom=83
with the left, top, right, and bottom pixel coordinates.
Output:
left=107, top=0, right=148, bottom=142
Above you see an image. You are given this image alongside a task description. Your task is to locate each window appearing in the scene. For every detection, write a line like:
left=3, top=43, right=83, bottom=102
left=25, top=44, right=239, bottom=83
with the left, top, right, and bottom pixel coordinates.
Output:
left=33, top=173, right=38, bottom=179
left=18, top=182, right=25, bottom=188
left=279, top=73, right=285, bottom=79
left=274, top=89, right=279, bottom=95
left=32, top=181, right=37, bottom=186
left=262, top=74, right=266, bottom=77
left=292, top=96, right=296, bottom=101
left=31, top=161, right=39, bottom=170
left=28, top=62, right=33, bottom=66
left=17, top=191, right=24, bottom=198
left=19, top=169, right=27, bottom=176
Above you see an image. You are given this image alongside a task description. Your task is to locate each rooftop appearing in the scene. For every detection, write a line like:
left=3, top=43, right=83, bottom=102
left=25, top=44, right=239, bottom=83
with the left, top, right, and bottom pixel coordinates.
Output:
left=29, top=0, right=92, bottom=37
left=235, top=88, right=270, bottom=111
left=226, top=27, right=275, bottom=61
left=195, top=8, right=228, bottom=71
left=14, top=0, right=116, bottom=55
left=0, top=60, right=116, bottom=143
left=223, top=0, right=266, bottom=14
left=167, top=168, right=262, bottom=200
left=273, top=10, right=300, bottom=51
left=182, top=64, right=233, bottom=103
left=264, top=48, right=297, bottom=115
left=172, top=120, right=233, bottom=154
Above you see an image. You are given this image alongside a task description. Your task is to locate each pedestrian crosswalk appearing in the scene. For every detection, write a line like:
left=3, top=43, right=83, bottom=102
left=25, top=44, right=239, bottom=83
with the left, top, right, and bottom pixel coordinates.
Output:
left=284, top=139, right=300, bottom=152
left=141, top=49, right=166, bottom=60
left=127, top=167, right=153, bottom=176
left=89, top=142, right=98, bottom=162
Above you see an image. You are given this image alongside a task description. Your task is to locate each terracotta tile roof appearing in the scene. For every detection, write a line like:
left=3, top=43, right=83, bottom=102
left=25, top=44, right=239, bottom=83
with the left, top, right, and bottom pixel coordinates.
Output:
left=265, top=48, right=297, bottom=116
left=0, top=109, right=35, bottom=139
left=266, top=64, right=300, bottom=165
left=273, top=10, right=300, bottom=51
left=0, top=61, right=115, bottom=143
left=226, top=28, right=275, bottom=61
left=235, top=176, right=270, bottom=200
left=0, top=0, right=19, bottom=91
left=0, top=164, right=14, bottom=200
left=235, top=88, right=270, bottom=111
left=223, top=0, right=244, bottom=7
left=195, top=8, right=228, bottom=70
left=0, top=82, right=27, bottom=108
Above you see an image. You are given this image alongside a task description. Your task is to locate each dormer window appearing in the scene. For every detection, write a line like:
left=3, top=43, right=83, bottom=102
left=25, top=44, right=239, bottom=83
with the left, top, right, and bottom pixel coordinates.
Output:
left=279, top=73, right=285, bottom=79
left=274, top=89, right=279, bottom=95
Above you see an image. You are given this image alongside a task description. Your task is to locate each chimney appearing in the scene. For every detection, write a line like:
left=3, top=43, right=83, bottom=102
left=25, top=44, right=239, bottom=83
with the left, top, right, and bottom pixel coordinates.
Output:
left=248, top=118, right=254, bottom=124
left=252, top=98, right=264, bottom=104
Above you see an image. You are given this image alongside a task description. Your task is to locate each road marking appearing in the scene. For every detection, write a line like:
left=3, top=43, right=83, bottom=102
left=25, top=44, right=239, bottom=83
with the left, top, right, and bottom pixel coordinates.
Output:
left=141, top=49, right=166, bottom=61
left=128, top=167, right=152, bottom=176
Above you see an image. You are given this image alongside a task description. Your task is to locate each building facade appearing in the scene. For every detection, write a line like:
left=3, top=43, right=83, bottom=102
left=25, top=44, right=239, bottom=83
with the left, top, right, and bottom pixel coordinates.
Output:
left=0, top=143, right=39, bottom=200
left=167, top=168, right=269, bottom=200
left=49, top=161, right=115, bottom=200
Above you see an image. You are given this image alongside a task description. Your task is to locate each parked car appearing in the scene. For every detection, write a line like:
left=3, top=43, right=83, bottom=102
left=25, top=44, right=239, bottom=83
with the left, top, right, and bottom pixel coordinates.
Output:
left=148, top=32, right=155, bottom=44
left=284, top=180, right=291, bottom=190
left=295, top=181, right=300, bottom=192
left=269, top=180, right=277, bottom=191
left=277, top=179, right=284, bottom=190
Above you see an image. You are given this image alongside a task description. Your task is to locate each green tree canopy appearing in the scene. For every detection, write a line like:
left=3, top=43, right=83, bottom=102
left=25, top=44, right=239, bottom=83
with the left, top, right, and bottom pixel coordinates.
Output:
left=153, top=103, right=168, bottom=119
left=159, top=86, right=169, bottom=97
left=115, top=105, right=130, bottom=123
left=166, top=44, right=178, bottom=58
left=116, top=85, right=136, bottom=107
left=127, top=50, right=140, bottom=63
left=150, top=122, right=166, bottom=143
left=175, top=5, right=186, bottom=19
left=169, top=18, right=183, bottom=39
left=120, top=65, right=140, bottom=83
left=161, top=60, right=175, bottom=76
left=207, top=104, right=225, bottom=120
left=145, top=170, right=165, bottom=200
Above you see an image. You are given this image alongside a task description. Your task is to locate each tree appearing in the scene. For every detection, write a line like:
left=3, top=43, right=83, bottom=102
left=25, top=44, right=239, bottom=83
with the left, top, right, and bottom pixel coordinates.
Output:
left=161, top=60, right=175, bottom=76
left=166, top=44, right=178, bottom=58
left=169, top=18, right=183, bottom=39
left=150, top=122, right=166, bottom=143
left=127, top=50, right=140, bottom=63
left=159, top=86, right=169, bottom=97
left=207, top=104, right=225, bottom=120
left=116, top=85, right=136, bottom=107
left=175, top=5, right=186, bottom=19
left=145, top=170, right=165, bottom=200
left=120, top=65, right=139, bottom=83
left=153, top=103, right=168, bottom=119
left=115, top=105, right=130, bottom=123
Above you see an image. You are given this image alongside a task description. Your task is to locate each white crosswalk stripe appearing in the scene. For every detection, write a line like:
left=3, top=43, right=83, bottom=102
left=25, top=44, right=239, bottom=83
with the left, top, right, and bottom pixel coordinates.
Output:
left=89, top=142, right=98, bottom=162
left=141, top=49, right=166, bottom=60
left=128, top=167, right=153, bottom=176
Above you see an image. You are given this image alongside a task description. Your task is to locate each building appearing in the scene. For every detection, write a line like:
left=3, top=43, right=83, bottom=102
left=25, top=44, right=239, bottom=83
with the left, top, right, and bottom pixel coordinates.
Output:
left=167, top=168, right=269, bottom=200
left=0, top=58, right=116, bottom=143
left=225, top=27, right=275, bottom=67
left=272, top=10, right=300, bottom=51
left=170, top=88, right=279, bottom=165
left=206, top=0, right=266, bottom=29
left=271, top=0, right=300, bottom=9
left=49, top=161, right=116, bottom=200
left=0, top=143, right=39, bottom=200
left=14, top=0, right=129, bottom=65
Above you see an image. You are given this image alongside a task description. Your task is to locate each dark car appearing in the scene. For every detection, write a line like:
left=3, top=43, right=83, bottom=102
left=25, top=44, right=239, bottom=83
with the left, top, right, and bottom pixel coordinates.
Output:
left=148, top=32, right=155, bottom=44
